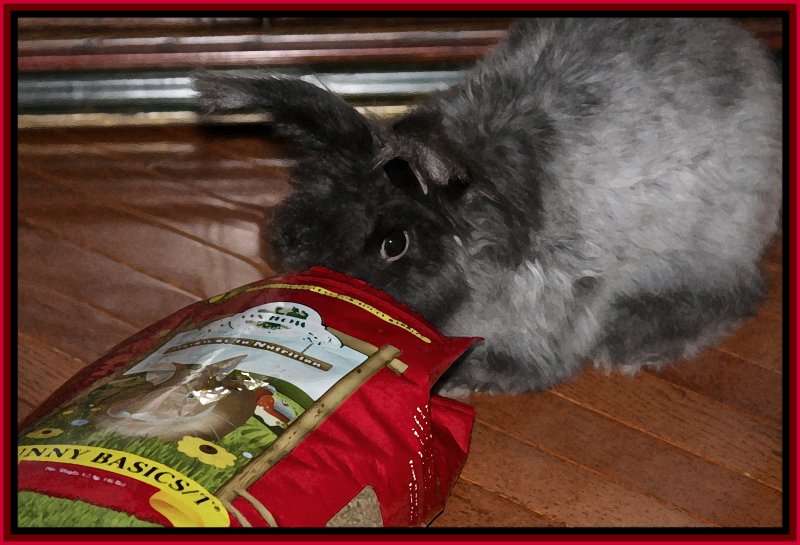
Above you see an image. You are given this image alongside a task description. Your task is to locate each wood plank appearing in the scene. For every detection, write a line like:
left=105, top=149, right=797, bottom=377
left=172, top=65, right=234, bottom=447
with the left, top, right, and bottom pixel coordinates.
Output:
left=469, top=391, right=781, bottom=526
left=716, top=313, right=783, bottom=374
left=764, top=233, right=783, bottom=266
left=19, top=171, right=264, bottom=298
left=430, top=478, right=561, bottom=528
left=18, top=152, right=270, bottom=270
left=21, top=151, right=263, bottom=236
left=18, top=224, right=198, bottom=329
left=757, top=234, right=782, bottom=320
left=147, top=153, right=291, bottom=212
left=18, top=398, right=36, bottom=424
left=17, top=333, right=89, bottom=412
left=646, top=350, right=782, bottom=426
left=70, top=126, right=294, bottom=211
left=462, top=423, right=712, bottom=527
left=18, top=279, right=138, bottom=365
left=759, top=262, right=783, bottom=320
left=552, top=368, right=782, bottom=491
left=18, top=128, right=289, bottom=212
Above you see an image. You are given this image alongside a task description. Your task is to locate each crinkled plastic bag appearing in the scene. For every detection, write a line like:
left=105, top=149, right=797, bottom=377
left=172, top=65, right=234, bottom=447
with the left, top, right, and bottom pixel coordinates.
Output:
left=18, top=267, right=478, bottom=528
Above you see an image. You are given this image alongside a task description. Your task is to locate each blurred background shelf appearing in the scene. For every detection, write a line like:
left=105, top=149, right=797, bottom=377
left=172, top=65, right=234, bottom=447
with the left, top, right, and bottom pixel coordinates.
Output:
left=16, top=15, right=783, bottom=127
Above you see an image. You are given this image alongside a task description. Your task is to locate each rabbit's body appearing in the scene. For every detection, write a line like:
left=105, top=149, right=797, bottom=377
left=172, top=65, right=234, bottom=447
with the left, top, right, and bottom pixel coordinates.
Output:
left=197, top=18, right=782, bottom=394
left=417, top=18, right=782, bottom=392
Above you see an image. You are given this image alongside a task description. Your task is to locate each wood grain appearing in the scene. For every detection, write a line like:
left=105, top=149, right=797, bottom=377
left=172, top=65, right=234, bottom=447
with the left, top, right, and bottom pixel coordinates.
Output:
left=18, top=155, right=269, bottom=271
left=18, top=224, right=197, bottom=329
left=646, top=350, right=781, bottom=426
left=430, top=478, right=562, bottom=527
left=17, top=333, right=89, bottom=413
left=469, top=391, right=781, bottom=526
left=463, top=423, right=713, bottom=527
left=552, top=369, right=782, bottom=491
left=18, top=398, right=36, bottom=424
left=18, top=278, right=138, bottom=366
left=760, top=263, right=783, bottom=319
left=716, top=314, right=783, bottom=374
left=19, top=168, right=264, bottom=298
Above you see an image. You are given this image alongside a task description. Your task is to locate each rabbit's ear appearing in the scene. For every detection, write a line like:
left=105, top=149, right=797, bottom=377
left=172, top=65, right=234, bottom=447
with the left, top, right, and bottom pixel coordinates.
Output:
left=380, top=110, right=470, bottom=198
left=193, top=71, right=376, bottom=154
left=382, top=157, right=428, bottom=200
left=204, top=355, right=247, bottom=379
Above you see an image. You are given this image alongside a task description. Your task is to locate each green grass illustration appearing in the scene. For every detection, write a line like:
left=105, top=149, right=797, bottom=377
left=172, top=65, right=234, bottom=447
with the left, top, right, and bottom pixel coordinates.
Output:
left=18, top=370, right=312, bottom=527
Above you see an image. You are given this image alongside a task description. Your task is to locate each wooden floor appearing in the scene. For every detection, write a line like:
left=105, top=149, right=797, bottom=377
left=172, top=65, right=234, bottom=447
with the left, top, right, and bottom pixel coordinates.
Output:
left=16, top=124, right=784, bottom=528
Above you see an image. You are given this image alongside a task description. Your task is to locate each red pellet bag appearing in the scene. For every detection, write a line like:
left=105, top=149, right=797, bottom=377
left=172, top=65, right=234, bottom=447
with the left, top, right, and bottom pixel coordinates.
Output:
left=18, top=267, right=478, bottom=528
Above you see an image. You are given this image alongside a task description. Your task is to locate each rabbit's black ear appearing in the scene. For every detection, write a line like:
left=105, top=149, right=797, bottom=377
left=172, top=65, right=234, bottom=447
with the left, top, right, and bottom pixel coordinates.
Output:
left=193, top=71, right=375, bottom=154
left=380, top=110, right=470, bottom=198
left=382, top=157, right=427, bottom=200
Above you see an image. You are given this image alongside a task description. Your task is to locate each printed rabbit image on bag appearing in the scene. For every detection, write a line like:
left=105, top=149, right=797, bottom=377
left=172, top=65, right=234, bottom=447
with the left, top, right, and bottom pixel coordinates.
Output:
left=196, top=18, right=782, bottom=395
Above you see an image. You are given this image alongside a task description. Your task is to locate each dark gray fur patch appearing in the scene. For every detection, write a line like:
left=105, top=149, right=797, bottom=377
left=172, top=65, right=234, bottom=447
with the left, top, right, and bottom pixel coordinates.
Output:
left=629, top=18, right=748, bottom=110
left=435, top=345, right=547, bottom=394
left=598, top=277, right=766, bottom=366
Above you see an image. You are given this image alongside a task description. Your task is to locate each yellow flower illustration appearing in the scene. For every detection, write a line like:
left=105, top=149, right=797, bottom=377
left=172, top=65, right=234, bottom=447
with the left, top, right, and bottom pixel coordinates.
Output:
left=177, top=436, right=236, bottom=469
left=25, top=427, right=63, bottom=439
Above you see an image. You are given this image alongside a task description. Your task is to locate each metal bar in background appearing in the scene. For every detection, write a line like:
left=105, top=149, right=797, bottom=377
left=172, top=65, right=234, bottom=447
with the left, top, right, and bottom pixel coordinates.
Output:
left=17, top=69, right=466, bottom=114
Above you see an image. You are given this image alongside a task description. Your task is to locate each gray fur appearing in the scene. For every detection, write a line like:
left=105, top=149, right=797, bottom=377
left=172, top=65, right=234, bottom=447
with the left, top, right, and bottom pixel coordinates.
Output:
left=196, top=18, right=782, bottom=395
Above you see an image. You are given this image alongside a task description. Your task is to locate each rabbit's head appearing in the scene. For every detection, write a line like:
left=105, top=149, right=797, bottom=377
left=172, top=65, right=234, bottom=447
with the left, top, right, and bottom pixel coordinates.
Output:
left=196, top=73, right=528, bottom=325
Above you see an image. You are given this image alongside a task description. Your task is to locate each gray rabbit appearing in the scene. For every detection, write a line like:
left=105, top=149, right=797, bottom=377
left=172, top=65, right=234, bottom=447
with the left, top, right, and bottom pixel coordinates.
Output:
left=196, top=18, right=782, bottom=395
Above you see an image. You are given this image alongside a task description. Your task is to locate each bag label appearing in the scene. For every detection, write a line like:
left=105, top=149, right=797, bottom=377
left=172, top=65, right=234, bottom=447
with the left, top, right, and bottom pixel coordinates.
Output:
left=18, top=301, right=372, bottom=527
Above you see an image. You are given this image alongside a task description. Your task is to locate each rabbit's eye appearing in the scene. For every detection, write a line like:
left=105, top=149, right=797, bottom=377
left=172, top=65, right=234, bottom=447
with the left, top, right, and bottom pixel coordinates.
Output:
left=380, top=230, right=409, bottom=262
